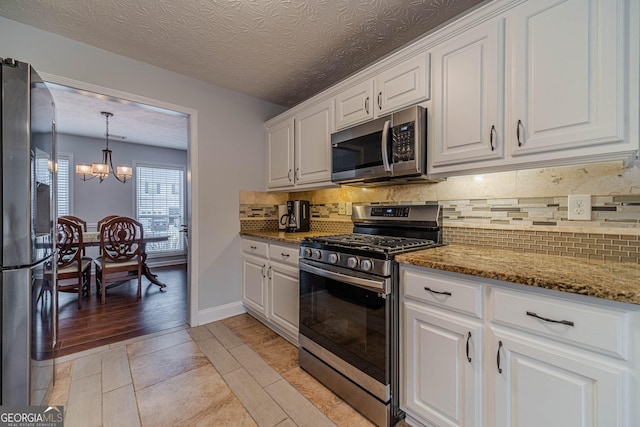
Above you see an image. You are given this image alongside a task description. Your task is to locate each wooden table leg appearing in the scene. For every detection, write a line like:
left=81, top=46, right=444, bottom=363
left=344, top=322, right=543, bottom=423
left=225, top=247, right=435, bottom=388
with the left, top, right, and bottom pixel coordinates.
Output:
left=141, top=243, right=167, bottom=291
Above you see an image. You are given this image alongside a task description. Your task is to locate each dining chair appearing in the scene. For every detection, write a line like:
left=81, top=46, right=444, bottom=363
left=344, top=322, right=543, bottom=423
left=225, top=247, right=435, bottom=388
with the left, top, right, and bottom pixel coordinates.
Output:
left=60, top=215, right=88, bottom=256
left=97, top=215, right=120, bottom=232
left=94, top=216, right=144, bottom=304
left=44, top=217, right=92, bottom=309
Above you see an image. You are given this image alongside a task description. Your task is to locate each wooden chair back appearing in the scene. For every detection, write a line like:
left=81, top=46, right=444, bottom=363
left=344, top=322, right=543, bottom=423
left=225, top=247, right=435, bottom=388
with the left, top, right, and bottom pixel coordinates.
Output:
left=53, top=217, right=92, bottom=309
left=97, top=215, right=120, bottom=232
left=60, top=215, right=88, bottom=232
left=99, top=216, right=144, bottom=262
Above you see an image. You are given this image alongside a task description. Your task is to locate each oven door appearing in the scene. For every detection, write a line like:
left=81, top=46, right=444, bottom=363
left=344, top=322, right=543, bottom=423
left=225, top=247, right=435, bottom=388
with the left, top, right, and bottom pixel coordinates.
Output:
left=299, top=259, right=391, bottom=401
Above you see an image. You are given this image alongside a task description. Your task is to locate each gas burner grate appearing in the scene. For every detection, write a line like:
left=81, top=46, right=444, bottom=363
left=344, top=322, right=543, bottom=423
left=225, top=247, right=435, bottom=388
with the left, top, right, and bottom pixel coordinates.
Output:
left=309, top=233, right=436, bottom=253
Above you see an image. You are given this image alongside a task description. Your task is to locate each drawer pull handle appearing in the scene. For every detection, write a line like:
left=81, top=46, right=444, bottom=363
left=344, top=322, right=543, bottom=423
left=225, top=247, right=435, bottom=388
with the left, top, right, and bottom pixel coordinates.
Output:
left=497, top=340, right=503, bottom=374
left=526, top=311, right=575, bottom=327
left=281, top=253, right=290, bottom=258
left=516, top=119, right=523, bottom=146
left=424, top=287, right=452, bottom=296
left=490, top=125, right=496, bottom=151
left=466, top=332, right=472, bottom=363
left=261, top=265, right=266, bottom=278
left=250, top=245, right=257, bottom=250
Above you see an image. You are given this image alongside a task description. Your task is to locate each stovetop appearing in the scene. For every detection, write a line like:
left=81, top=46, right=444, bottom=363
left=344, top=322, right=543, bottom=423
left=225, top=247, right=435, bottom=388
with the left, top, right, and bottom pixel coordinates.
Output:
left=307, top=233, right=437, bottom=254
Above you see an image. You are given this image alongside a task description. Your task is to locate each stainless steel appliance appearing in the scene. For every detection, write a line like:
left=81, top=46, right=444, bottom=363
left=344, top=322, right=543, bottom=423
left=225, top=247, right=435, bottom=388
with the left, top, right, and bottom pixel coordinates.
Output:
left=284, top=200, right=309, bottom=232
left=299, top=204, right=441, bottom=426
left=331, top=106, right=437, bottom=186
left=1, top=58, right=57, bottom=405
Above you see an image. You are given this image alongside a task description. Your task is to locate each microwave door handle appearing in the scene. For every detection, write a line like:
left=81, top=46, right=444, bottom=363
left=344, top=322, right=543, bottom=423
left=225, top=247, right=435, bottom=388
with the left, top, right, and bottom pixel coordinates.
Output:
left=381, top=119, right=391, bottom=172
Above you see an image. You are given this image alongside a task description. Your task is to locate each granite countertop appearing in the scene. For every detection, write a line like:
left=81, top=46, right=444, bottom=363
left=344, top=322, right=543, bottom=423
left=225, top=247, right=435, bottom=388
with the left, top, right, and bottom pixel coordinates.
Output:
left=396, top=245, right=640, bottom=305
left=240, top=230, right=338, bottom=245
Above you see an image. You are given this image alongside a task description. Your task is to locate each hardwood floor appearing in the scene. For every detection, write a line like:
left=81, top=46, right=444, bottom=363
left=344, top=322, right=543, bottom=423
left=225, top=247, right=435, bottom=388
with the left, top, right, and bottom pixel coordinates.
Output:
left=55, top=264, right=187, bottom=358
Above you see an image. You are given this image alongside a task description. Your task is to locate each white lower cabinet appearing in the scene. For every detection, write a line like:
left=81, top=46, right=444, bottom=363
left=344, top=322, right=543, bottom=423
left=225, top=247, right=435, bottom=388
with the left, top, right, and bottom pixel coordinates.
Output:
left=242, top=238, right=299, bottom=344
left=400, top=265, right=638, bottom=427
left=404, top=302, right=483, bottom=427
left=492, top=332, right=625, bottom=427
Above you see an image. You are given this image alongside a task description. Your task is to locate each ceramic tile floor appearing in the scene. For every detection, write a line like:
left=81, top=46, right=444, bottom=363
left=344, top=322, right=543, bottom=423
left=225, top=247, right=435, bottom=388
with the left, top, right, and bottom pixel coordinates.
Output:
left=49, top=313, right=409, bottom=427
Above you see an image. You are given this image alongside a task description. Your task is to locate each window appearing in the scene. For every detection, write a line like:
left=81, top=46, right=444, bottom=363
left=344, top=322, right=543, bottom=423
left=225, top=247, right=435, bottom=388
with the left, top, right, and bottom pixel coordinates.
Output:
left=57, top=154, right=71, bottom=217
left=135, top=164, right=185, bottom=254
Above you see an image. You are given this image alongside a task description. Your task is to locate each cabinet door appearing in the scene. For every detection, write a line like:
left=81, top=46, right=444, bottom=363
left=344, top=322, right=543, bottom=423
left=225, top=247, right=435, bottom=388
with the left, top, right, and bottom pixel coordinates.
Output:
left=295, top=100, right=334, bottom=186
left=508, top=0, right=624, bottom=157
left=335, top=80, right=375, bottom=130
left=242, top=254, right=268, bottom=316
left=404, top=302, right=483, bottom=427
left=267, top=117, right=295, bottom=189
left=430, top=18, right=505, bottom=169
left=492, top=333, right=626, bottom=427
left=375, top=52, right=430, bottom=116
left=268, top=261, right=299, bottom=340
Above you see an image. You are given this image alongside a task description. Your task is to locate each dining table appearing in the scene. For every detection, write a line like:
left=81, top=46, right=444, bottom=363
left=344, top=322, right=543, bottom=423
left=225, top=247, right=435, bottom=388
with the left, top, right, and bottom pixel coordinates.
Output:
left=82, top=231, right=170, bottom=290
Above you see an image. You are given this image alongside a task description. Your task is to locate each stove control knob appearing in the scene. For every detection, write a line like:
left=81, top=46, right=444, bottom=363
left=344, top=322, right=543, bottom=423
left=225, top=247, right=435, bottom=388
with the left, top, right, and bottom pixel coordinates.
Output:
left=347, top=257, right=359, bottom=268
left=360, top=259, right=373, bottom=271
left=328, top=253, right=339, bottom=264
left=303, top=248, right=312, bottom=258
left=313, top=250, right=323, bottom=260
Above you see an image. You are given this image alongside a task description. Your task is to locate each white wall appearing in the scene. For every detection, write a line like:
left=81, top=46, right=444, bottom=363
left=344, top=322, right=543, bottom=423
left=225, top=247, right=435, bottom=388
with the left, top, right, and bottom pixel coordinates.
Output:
left=1, top=17, right=286, bottom=321
left=58, top=133, right=188, bottom=224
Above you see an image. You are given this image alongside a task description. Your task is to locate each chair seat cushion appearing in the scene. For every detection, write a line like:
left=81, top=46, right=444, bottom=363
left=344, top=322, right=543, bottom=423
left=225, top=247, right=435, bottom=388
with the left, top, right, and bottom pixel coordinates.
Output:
left=48, top=259, right=91, bottom=274
left=94, top=256, right=139, bottom=270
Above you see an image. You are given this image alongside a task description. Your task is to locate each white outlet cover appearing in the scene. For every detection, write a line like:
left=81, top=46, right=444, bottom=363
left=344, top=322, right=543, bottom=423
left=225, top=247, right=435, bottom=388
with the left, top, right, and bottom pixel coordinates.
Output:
left=568, top=194, right=591, bottom=221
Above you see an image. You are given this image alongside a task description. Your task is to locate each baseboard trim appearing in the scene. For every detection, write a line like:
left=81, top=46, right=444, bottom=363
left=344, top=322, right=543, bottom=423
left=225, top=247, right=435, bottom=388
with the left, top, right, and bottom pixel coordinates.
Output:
left=197, top=301, right=246, bottom=326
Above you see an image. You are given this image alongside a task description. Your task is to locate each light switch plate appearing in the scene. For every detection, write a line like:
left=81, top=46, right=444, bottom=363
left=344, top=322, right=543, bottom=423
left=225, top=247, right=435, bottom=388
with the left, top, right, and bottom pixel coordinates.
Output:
left=568, top=194, right=591, bottom=220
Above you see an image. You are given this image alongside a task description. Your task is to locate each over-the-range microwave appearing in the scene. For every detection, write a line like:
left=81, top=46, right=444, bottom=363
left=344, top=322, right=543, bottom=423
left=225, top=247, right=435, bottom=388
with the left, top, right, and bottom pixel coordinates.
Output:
left=331, top=105, right=439, bottom=186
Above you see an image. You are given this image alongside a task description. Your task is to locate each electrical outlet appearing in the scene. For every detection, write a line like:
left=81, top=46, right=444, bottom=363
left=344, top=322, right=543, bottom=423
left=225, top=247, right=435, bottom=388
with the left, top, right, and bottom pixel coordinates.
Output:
left=338, top=202, right=346, bottom=215
left=345, top=202, right=353, bottom=216
left=567, top=194, right=591, bottom=221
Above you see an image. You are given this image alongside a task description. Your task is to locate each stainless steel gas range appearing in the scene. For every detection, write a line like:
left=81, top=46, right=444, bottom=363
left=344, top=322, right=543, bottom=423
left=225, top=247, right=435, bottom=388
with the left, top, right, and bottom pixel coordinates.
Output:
left=298, top=204, right=441, bottom=427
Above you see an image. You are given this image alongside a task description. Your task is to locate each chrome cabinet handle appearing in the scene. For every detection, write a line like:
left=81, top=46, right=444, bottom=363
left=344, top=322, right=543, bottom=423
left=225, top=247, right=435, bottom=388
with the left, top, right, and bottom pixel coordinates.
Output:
left=267, top=266, right=272, bottom=279
left=250, top=245, right=257, bottom=250
left=466, top=332, right=472, bottom=363
left=261, top=264, right=266, bottom=277
left=490, top=125, right=496, bottom=151
left=281, top=253, right=290, bottom=258
left=365, top=97, right=369, bottom=114
left=378, top=92, right=382, bottom=110
left=516, top=120, right=523, bottom=146
left=287, top=169, right=292, bottom=182
left=526, top=311, right=575, bottom=327
left=295, top=167, right=299, bottom=181
left=424, top=286, right=452, bottom=296
left=497, top=340, right=503, bottom=374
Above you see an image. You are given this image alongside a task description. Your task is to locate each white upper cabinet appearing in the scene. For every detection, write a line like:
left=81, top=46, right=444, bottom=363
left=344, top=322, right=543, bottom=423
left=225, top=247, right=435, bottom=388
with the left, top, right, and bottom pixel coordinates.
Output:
left=266, top=99, right=335, bottom=191
left=430, top=17, right=505, bottom=168
left=507, top=0, right=629, bottom=159
left=335, top=80, right=375, bottom=130
left=335, top=52, right=430, bottom=131
left=266, top=118, right=295, bottom=189
left=294, top=99, right=334, bottom=186
left=428, top=0, right=638, bottom=176
left=375, top=53, right=430, bottom=117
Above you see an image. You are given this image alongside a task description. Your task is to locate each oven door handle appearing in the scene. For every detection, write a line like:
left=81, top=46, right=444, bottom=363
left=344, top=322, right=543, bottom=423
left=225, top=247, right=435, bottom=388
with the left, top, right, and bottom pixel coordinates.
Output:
left=300, top=261, right=390, bottom=294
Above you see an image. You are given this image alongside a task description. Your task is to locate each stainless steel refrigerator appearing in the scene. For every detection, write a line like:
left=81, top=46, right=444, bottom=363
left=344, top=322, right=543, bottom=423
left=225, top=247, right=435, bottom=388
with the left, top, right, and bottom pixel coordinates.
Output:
left=1, top=58, right=57, bottom=405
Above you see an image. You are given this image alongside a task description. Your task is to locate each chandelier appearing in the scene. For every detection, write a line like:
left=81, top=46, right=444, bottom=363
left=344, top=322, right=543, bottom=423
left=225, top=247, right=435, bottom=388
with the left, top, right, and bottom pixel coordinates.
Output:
left=75, top=111, right=132, bottom=183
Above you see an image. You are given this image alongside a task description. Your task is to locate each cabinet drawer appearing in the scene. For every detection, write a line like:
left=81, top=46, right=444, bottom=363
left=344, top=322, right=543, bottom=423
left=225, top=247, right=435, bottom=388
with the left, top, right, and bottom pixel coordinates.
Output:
left=491, top=287, right=629, bottom=360
left=402, top=267, right=483, bottom=318
left=242, top=238, right=269, bottom=258
left=270, top=243, right=299, bottom=267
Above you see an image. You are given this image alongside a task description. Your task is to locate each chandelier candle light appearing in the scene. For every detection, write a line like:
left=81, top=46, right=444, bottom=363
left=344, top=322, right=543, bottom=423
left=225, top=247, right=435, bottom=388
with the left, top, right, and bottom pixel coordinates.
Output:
left=75, top=111, right=133, bottom=183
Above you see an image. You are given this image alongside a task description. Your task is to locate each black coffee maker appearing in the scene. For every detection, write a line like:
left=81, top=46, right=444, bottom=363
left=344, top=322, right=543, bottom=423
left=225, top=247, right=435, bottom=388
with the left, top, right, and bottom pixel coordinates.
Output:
left=285, top=200, right=310, bottom=232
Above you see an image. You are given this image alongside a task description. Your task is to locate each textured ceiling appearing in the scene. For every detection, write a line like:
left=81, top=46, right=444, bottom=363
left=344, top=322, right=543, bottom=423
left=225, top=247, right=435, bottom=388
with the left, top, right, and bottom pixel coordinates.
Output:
left=0, top=0, right=485, bottom=108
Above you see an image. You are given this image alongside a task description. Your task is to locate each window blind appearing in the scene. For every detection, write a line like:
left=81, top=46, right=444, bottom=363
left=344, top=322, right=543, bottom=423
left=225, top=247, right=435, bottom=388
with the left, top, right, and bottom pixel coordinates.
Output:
left=135, top=165, right=185, bottom=254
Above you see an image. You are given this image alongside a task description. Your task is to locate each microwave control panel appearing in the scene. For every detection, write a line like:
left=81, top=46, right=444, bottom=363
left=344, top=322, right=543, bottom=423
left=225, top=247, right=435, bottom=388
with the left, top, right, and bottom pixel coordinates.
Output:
left=392, top=122, right=415, bottom=162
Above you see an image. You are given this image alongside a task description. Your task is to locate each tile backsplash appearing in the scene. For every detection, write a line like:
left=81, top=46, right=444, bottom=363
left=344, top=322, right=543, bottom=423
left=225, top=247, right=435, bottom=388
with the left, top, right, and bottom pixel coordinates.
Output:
left=240, top=161, right=640, bottom=262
